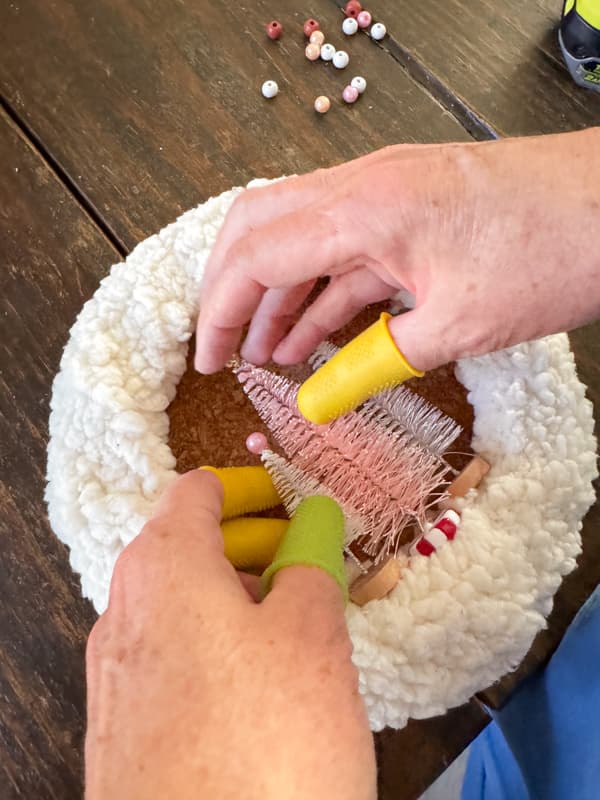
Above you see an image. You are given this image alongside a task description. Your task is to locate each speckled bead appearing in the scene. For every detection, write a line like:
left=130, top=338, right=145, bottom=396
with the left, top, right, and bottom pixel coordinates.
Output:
left=265, top=20, right=283, bottom=40
left=332, top=50, right=350, bottom=69
left=344, top=0, right=362, bottom=18
left=305, top=42, right=321, bottom=61
left=303, top=18, right=320, bottom=37
left=357, top=10, right=372, bottom=28
left=261, top=80, right=279, bottom=99
left=314, top=95, right=331, bottom=113
left=342, top=17, right=358, bottom=35
left=320, top=43, right=335, bottom=61
left=309, top=30, right=325, bottom=46
left=342, top=85, right=359, bottom=103
left=351, top=75, right=367, bottom=93
left=370, top=22, right=387, bottom=40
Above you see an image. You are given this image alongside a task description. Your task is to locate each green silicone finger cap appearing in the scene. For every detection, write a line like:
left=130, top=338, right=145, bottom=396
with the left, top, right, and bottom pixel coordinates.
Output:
left=261, top=495, right=348, bottom=601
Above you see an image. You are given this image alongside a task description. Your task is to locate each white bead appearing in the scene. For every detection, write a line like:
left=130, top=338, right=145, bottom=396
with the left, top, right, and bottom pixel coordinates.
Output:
left=351, top=76, right=367, bottom=94
left=433, top=509, right=461, bottom=528
left=261, top=80, right=278, bottom=99
left=425, top=528, right=448, bottom=550
left=342, top=17, right=358, bottom=35
left=370, top=22, right=387, bottom=40
left=320, top=43, right=335, bottom=61
left=332, top=50, right=349, bottom=69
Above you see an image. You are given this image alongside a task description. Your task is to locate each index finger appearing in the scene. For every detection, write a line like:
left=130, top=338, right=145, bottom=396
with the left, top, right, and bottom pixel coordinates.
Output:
left=200, top=170, right=334, bottom=309
left=195, top=204, right=359, bottom=372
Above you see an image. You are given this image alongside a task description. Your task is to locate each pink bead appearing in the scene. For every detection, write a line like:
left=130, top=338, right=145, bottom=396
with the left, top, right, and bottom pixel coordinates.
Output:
left=345, top=0, right=362, bottom=17
left=357, top=10, right=372, bottom=28
left=246, top=432, right=268, bottom=455
left=342, top=85, right=359, bottom=103
left=309, top=30, right=325, bottom=46
left=305, top=43, right=321, bottom=61
left=266, top=20, right=283, bottom=40
left=314, top=95, right=331, bottom=113
left=303, top=18, right=320, bottom=37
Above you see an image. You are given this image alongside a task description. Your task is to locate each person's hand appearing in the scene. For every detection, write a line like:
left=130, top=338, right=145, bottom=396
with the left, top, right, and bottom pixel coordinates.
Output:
left=195, top=128, right=600, bottom=376
left=85, top=470, right=376, bottom=800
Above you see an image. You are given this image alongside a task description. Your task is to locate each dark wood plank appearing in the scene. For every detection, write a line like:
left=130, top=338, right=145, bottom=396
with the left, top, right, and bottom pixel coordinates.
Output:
left=377, top=700, right=489, bottom=798
left=0, top=0, right=470, bottom=251
left=2, top=0, right=598, bottom=794
left=339, top=0, right=600, bottom=136
left=0, top=109, right=118, bottom=799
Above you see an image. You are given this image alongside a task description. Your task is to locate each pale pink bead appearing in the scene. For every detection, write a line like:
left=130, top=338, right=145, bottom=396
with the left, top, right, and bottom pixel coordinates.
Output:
left=309, top=30, right=325, bottom=46
left=342, top=85, right=359, bottom=103
left=357, top=10, right=372, bottom=28
left=305, top=43, right=321, bottom=61
left=246, top=432, right=268, bottom=454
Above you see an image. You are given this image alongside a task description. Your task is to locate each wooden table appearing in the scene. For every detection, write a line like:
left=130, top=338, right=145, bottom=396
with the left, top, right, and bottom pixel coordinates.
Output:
left=1, top=1, right=599, bottom=797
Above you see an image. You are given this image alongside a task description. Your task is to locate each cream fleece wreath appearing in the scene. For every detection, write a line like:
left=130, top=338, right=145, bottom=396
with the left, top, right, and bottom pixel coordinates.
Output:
left=46, top=180, right=598, bottom=731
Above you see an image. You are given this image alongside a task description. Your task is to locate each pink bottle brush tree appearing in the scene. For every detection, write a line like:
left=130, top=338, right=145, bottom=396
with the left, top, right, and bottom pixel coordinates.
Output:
left=233, top=350, right=461, bottom=561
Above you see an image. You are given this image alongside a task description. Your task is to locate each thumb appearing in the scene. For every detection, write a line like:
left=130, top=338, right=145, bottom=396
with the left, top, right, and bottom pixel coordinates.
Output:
left=144, top=469, right=250, bottom=602
left=261, top=496, right=347, bottom=608
left=297, top=311, right=426, bottom=425
left=387, top=304, right=449, bottom=373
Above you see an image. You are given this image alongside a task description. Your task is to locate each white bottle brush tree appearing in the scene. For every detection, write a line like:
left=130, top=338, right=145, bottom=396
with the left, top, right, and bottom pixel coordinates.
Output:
left=233, top=343, right=462, bottom=562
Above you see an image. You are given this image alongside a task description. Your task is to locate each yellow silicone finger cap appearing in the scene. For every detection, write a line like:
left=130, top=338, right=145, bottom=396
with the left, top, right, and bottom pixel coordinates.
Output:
left=222, top=517, right=289, bottom=572
left=200, top=466, right=281, bottom=520
left=297, top=312, right=424, bottom=425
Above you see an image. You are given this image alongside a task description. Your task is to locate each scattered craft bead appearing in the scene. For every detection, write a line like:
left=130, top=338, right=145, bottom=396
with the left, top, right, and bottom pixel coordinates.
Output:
left=309, top=30, right=325, bottom=46
left=357, top=10, right=372, bottom=28
left=370, top=22, right=386, bottom=40
left=342, top=17, right=359, bottom=35
left=342, top=84, right=359, bottom=103
left=305, top=42, right=321, bottom=61
left=246, top=431, right=268, bottom=455
left=333, top=50, right=350, bottom=69
left=409, top=509, right=461, bottom=557
left=320, top=43, right=335, bottom=61
left=261, top=80, right=279, bottom=99
left=314, top=95, right=331, bottom=113
left=344, top=0, right=362, bottom=18
left=350, top=75, right=367, bottom=93
left=265, top=20, right=283, bottom=40
left=303, top=18, right=320, bottom=37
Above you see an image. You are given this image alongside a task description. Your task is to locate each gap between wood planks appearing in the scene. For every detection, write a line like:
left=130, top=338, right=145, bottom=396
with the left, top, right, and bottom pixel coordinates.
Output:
left=329, top=0, right=499, bottom=141
left=1, top=5, right=495, bottom=254
left=0, top=94, right=128, bottom=258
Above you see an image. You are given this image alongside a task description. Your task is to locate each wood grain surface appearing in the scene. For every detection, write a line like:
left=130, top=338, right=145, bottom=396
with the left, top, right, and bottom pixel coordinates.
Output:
left=0, top=109, right=118, bottom=798
left=0, top=0, right=470, bottom=252
left=341, top=0, right=600, bottom=137
left=1, top=0, right=599, bottom=797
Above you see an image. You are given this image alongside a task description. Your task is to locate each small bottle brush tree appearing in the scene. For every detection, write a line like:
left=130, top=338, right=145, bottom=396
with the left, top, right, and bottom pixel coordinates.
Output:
left=233, top=354, right=461, bottom=561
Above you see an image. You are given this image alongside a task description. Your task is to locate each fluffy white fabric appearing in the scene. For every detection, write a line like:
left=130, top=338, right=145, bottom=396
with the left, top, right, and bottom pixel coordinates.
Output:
left=46, top=181, right=598, bottom=731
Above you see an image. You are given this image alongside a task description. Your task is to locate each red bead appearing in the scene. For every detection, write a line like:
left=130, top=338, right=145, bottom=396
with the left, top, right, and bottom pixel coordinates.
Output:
left=266, top=20, right=283, bottom=40
left=416, top=538, right=436, bottom=556
left=435, top=518, right=457, bottom=539
left=344, top=1, right=362, bottom=18
left=303, top=18, right=320, bottom=37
